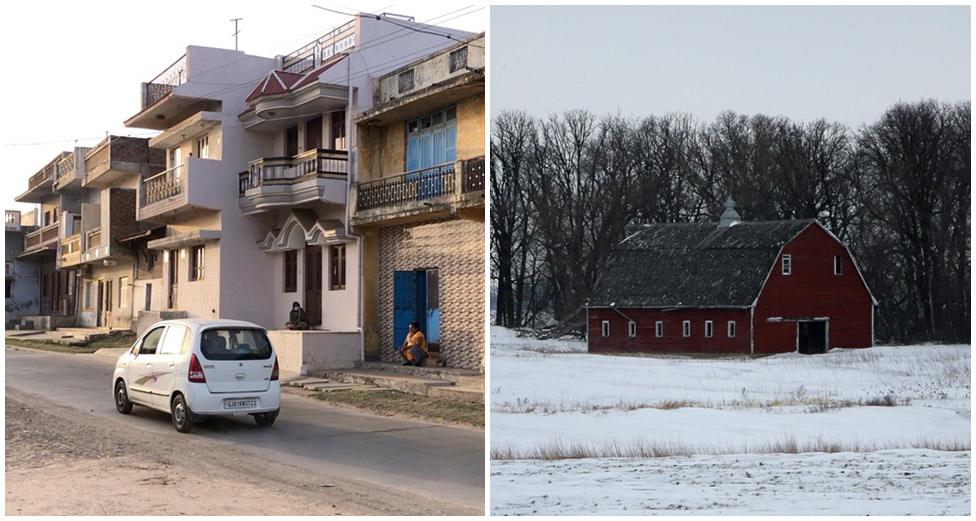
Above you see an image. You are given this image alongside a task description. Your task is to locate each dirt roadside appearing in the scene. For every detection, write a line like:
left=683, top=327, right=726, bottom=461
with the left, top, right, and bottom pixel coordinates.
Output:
left=5, top=386, right=480, bottom=516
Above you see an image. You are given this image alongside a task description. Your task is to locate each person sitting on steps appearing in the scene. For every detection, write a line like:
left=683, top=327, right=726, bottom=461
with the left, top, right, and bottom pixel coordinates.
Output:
left=285, top=301, right=309, bottom=330
left=399, top=321, right=429, bottom=366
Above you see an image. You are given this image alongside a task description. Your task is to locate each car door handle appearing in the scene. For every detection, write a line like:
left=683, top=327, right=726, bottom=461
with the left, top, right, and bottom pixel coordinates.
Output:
left=235, top=373, right=246, bottom=379
left=145, top=362, right=152, bottom=367
left=168, top=363, right=175, bottom=368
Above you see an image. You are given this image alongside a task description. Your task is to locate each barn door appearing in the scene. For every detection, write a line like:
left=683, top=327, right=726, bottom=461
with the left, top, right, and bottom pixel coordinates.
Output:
left=798, top=321, right=827, bottom=354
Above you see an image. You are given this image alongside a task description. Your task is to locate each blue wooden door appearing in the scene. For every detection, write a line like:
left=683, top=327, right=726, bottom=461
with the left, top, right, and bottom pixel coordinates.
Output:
left=393, top=271, right=415, bottom=352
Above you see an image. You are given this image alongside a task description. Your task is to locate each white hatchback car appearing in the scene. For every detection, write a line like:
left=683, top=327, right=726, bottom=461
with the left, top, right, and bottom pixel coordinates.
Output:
left=112, top=319, right=281, bottom=433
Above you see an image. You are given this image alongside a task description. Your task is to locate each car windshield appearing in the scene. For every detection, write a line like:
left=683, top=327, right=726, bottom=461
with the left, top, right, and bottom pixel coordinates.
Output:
left=199, top=328, right=273, bottom=361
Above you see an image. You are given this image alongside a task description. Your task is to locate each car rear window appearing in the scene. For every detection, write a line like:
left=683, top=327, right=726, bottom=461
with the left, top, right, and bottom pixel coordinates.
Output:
left=199, top=328, right=273, bottom=361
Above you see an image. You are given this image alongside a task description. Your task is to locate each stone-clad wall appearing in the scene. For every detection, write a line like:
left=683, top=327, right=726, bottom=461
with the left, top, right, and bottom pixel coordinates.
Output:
left=377, top=218, right=484, bottom=370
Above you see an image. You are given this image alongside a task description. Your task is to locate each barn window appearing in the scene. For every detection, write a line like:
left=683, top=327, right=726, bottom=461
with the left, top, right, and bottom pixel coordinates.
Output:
left=833, top=255, right=843, bottom=275
left=782, top=254, right=792, bottom=275
left=682, top=320, right=691, bottom=337
left=601, top=320, right=610, bottom=337
left=728, top=320, right=736, bottom=337
left=628, top=321, right=637, bottom=337
left=705, top=320, right=713, bottom=338
left=655, top=321, right=663, bottom=337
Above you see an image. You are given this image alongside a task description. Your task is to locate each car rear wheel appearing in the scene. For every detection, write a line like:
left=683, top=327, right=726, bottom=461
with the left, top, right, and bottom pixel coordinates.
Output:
left=253, top=409, right=279, bottom=427
left=114, top=380, right=133, bottom=414
left=171, top=394, right=194, bottom=433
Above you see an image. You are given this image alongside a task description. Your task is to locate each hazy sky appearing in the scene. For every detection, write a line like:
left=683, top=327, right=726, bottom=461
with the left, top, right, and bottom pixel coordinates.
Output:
left=0, top=1, right=485, bottom=213
left=491, top=5, right=970, bottom=125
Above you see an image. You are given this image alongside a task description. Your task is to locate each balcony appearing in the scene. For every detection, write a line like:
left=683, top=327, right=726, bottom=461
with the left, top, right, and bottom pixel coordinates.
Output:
left=238, top=149, right=348, bottom=215
left=83, top=136, right=165, bottom=189
left=81, top=227, right=116, bottom=264
left=138, top=158, right=223, bottom=222
left=52, top=147, right=91, bottom=191
left=352, top=156, right=485, bottom=226
left=125, top=50, right=222, bottom=131
left=20, top=222, right=59, bottom=257
left=58, top=234, right=83, bottom=268
left=357, top=33, right=485, bottom=126
left=143, top=53, right=187, bottom=109
left=15, top=153, right=67, bottom=203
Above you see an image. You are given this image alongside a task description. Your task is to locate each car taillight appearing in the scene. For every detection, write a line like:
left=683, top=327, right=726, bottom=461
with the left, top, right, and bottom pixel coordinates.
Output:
left=270, top=358, right=279, bottom=381
left=188, top=353, right=206, bottom=383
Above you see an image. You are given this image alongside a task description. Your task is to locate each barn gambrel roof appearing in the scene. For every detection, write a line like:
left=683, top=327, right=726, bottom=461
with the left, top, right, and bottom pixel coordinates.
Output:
left=589, top=219, right=822, bottom=308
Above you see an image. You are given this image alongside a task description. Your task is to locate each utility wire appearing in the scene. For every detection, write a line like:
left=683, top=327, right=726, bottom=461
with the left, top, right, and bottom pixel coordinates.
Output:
left=1, top=5, right=483, bottom=147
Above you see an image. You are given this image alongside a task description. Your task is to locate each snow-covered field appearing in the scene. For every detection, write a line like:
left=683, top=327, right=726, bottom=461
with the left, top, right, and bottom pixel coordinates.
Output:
left=489, top=326, right=971, bottom=515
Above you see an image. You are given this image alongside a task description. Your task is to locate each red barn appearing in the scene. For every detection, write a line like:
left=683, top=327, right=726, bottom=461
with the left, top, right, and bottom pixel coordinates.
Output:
left=587, top=202, right=877, bottom=354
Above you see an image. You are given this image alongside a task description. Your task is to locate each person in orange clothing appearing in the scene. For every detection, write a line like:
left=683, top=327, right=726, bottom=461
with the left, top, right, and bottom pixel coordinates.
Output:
left=399, top=321, right=429, bottom=366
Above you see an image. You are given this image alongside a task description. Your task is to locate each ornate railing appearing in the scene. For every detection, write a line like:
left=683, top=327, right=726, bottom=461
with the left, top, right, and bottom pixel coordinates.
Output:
left=461, top=156, right=485, bottom=193
left=143, top=53, right=187, bottom=109
left=25, top=222, right=59, bottom=250
left=55, top=153, right=76, bottom=183
left=357, top=162, right=457, bottom=211
left=142, top=164, right=185, bottom=207
left=239, top=149, right=348, bottom=195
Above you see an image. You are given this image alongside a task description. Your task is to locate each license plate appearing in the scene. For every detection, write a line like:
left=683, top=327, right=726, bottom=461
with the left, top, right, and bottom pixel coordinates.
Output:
left=223, top=398, right=257, bottom=410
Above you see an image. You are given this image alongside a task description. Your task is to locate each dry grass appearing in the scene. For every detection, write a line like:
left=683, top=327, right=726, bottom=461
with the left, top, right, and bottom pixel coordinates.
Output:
left=492, top=394, right=910, bottom=415
left=491, top=435, right=971, bottom=461
left=313, top=389, right=484, bottom=428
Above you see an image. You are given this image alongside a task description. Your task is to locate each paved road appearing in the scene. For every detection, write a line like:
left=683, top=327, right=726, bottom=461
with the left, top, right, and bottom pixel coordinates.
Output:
left=5, top=347, right=484, bottom=513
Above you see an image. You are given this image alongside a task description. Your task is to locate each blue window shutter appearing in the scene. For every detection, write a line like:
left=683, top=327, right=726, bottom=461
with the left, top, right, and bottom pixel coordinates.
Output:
left=445, top=124, right=457, bottom=162
left=406, top=135, right=420, bottom=172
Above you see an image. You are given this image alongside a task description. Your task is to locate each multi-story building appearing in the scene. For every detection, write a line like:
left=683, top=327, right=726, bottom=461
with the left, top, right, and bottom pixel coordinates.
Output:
left=9, top=138, right=164, bottom=331
left=5, top=15, right=485, bottom=375
left=353, top=33, right=486, bottom=370
left=72, top=136, right=165, bottom=329
left=13, top=148, right=92, bottom=329
left=119, top=15, right=476, bottom=373
left=5, top=210, right=40, bottom=327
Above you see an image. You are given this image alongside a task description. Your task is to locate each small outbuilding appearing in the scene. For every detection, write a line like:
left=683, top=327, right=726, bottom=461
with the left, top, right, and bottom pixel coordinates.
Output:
left=587, top=200, right=877, bottom=354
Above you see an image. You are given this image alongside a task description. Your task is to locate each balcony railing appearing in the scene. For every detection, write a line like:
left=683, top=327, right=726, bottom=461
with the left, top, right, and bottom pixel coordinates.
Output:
left=238, top=149, right=348, bottom=195
left=357, top=162, right=457, bottom=211
left=461, top=156, right=485, bottom=193
left=142, top=164, right=185, bottom=207
left=86, top=228, right=102, bottom=250
left=24, top=222, right=59, bottom=250
left=143, top=53, right=187, bottom=109
left=56, top=153, right=76, bottom=180
left=61, top=234, right=81, bottom=254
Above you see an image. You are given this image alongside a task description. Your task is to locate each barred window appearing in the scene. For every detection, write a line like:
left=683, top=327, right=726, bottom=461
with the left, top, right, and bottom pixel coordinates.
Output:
left=329, top=245, right=346, bottom=290
left=190, top=245, right=205, bottom=281
left=449, top=46, right=468, bottom=73
left=284, top=250, right=297, bottom=293
left=398, top=69, right=415, bottom=93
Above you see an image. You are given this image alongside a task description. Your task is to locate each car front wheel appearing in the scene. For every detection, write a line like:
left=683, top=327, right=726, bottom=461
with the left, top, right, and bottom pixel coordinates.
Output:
left=114, top=380, right=133, bottom=414
left=171, top=394, right=194, bottom=433
left=253, top=409, right=279, bottom=427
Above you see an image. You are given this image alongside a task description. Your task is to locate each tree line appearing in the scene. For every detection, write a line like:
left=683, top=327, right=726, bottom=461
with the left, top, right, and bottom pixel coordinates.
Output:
left=490, top=100, right=970, bottom=344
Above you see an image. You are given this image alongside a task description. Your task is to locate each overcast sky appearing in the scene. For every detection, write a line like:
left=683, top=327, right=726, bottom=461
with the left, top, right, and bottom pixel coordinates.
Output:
left=0, top=1, right=485, bottom=214
left=491, top=5, right=970, bottom=125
